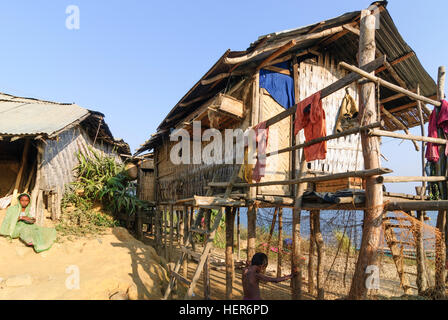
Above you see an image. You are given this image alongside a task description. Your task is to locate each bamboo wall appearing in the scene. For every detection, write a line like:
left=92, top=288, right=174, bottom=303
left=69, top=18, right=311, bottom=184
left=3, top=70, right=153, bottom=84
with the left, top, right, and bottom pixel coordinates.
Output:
left=297, top=53, right=364, bottom=173
left=41, top=125, right=122, bottom=194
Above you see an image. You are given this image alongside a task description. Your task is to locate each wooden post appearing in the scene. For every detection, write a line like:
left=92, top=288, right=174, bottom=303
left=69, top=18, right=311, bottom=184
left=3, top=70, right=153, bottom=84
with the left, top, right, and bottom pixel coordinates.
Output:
left=182, top=206, right=189, bottom=278
left=266, top=207, right=279, bottom=254
left=435, top=66, right=447, bottom=296
left=308, top=211, right=317, bottom=296
left=225, top=207, right=236, bottom=299
left=292, top=149, right=307, bottom=300
left=277, top=208, right=283, bottom=278
left=203, top=209, right=211, bottom=300
left=164, top=207, right=168, bottom=259
left=417, top=85, right=427, bottom=198
left=237, top=208, right=241, bottom=261
left=247, top=205, right=257, bottom=265
left=413, top=211, right=429, bottom=294
left=349, top=10, right=384, bottom=300
left=169, top=204, right=174, bottom=261
left=30, top=143, right=43, bottom=226
left=11, top=139, right=30, bottom=206
left=155, top=207, right=162, bottom=254
left=313, top=210, right=325, bottom=300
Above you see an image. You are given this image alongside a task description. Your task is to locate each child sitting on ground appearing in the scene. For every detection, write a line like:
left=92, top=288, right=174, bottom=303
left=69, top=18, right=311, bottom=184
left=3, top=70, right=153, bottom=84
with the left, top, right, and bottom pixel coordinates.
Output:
left=242, top=252, right=296, bottom=300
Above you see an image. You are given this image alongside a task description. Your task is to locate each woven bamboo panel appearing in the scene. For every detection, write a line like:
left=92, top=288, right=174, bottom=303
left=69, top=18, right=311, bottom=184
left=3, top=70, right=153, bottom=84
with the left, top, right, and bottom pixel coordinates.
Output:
left=297, top=53, right=365, bottom=175
left=259, top=88, right=290, bottom=196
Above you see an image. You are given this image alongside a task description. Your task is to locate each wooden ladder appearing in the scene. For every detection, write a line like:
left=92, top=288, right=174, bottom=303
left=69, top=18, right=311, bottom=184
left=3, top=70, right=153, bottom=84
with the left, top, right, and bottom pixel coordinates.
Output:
left=163, top=165, right=242, bottom=300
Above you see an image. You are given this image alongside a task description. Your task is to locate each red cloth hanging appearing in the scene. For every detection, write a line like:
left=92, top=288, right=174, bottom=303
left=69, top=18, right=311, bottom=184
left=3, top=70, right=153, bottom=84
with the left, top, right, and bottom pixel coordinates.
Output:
left=294, top=91, right=327, bottom=162
left=252, top=121, right=269, bottom=183
left=426, top=100, right=448, bottom=163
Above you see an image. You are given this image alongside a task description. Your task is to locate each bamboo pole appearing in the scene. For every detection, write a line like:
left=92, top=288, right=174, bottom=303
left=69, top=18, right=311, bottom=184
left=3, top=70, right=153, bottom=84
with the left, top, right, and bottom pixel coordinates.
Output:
left=30, top=144, right=43, bottom=226
left=349, top=11, right=383, bottom=300
left=416, top=85, right=427, bottom=199
left=182, top=206, right=189, bottom=278
left=369, top=129, right=447, bottom=145
left=225, top=207, right=236, bottom=299
left=209, top=168, right=392, bottom=189
left=379, top=176, right=447, bottom=183
left=266, top=121, right=383, bottom=158
left=247, top=205, right=257, bottom=266
left=169, top=204, right=174, bottom=262
left=381, top=106, right=419, bottom=151
left=266, top=207, right=279, bottom=254
left=237, top=208, right=241, bottom=261
left=308, top=210, right=316, bottom=296
left=339, top=62, right=442, bottom=107
left=203, top=209, right=211, bottom=300
left=277, top=208, right=283, bottom=279
left=180, top=206, right=186, bottom=275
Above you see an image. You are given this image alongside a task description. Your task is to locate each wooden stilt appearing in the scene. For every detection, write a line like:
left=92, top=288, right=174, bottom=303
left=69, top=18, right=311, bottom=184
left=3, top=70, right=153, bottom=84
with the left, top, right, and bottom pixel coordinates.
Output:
left=313, top=210, right=325, bottom=300
left=164, top=207, right=168, bottom=259
left=182, top=206, right=189, bottom=278
left=266, top=207, right=279, bottom=254
left=225, top=207, right=236, bottom=299
left=203, top=209, right=211, bottom=300
left=170, top=204, right=174, bottom=261
left=413, top=211, right=429, bottom=294
left=349, top=10, right=384, bottom=300
left=237, top=208, right=241, bottom=261
left=277, top=208, right=283, bottom=279
left=292, top=149, right=307, bottom=300
left=308, top=211, right=317, bottom=296
left=156, top=207, right=162, bottom=254
left=247, top=205, right=257, bottom=265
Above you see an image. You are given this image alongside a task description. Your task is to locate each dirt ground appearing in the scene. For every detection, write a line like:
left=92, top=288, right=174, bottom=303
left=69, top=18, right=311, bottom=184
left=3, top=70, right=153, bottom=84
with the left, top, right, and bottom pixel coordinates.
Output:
left=0, top=207, right=431, bottom=300
left=0, top=209, right=170, bottom=300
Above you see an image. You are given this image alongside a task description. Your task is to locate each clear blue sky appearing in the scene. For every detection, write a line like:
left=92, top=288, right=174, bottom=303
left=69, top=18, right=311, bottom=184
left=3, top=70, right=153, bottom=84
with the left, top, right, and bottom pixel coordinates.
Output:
left=0, top=1, right=446, bottom=194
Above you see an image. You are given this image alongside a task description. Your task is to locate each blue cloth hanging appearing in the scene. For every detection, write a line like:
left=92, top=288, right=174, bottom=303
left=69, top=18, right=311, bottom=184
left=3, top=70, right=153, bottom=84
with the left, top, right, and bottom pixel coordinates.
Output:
left=259, top=62, right=295, bottom=109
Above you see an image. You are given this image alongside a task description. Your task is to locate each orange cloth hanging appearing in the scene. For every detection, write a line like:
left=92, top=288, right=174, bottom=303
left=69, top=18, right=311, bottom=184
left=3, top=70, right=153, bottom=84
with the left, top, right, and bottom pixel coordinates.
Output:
left=294, top=91, right=327, bottom=162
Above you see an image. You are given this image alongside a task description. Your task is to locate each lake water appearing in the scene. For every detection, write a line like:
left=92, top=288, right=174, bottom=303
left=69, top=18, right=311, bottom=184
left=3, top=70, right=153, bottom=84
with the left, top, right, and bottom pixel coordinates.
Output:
left=236, top=208, right=439, bottom=250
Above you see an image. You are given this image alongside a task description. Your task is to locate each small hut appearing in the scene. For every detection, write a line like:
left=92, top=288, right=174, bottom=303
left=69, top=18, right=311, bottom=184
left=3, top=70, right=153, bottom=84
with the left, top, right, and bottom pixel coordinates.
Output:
left=0, top=92, right=130, bottom=224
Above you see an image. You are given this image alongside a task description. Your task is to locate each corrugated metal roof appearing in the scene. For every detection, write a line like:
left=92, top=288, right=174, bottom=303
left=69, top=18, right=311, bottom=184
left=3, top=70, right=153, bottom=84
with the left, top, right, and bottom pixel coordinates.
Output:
left=0, top=100, right=89, bottom=136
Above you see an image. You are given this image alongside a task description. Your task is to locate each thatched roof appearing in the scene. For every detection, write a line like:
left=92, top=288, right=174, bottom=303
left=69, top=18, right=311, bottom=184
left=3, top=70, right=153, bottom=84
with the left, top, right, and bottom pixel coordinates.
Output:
left=136, top=1, right=437, bottom=155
